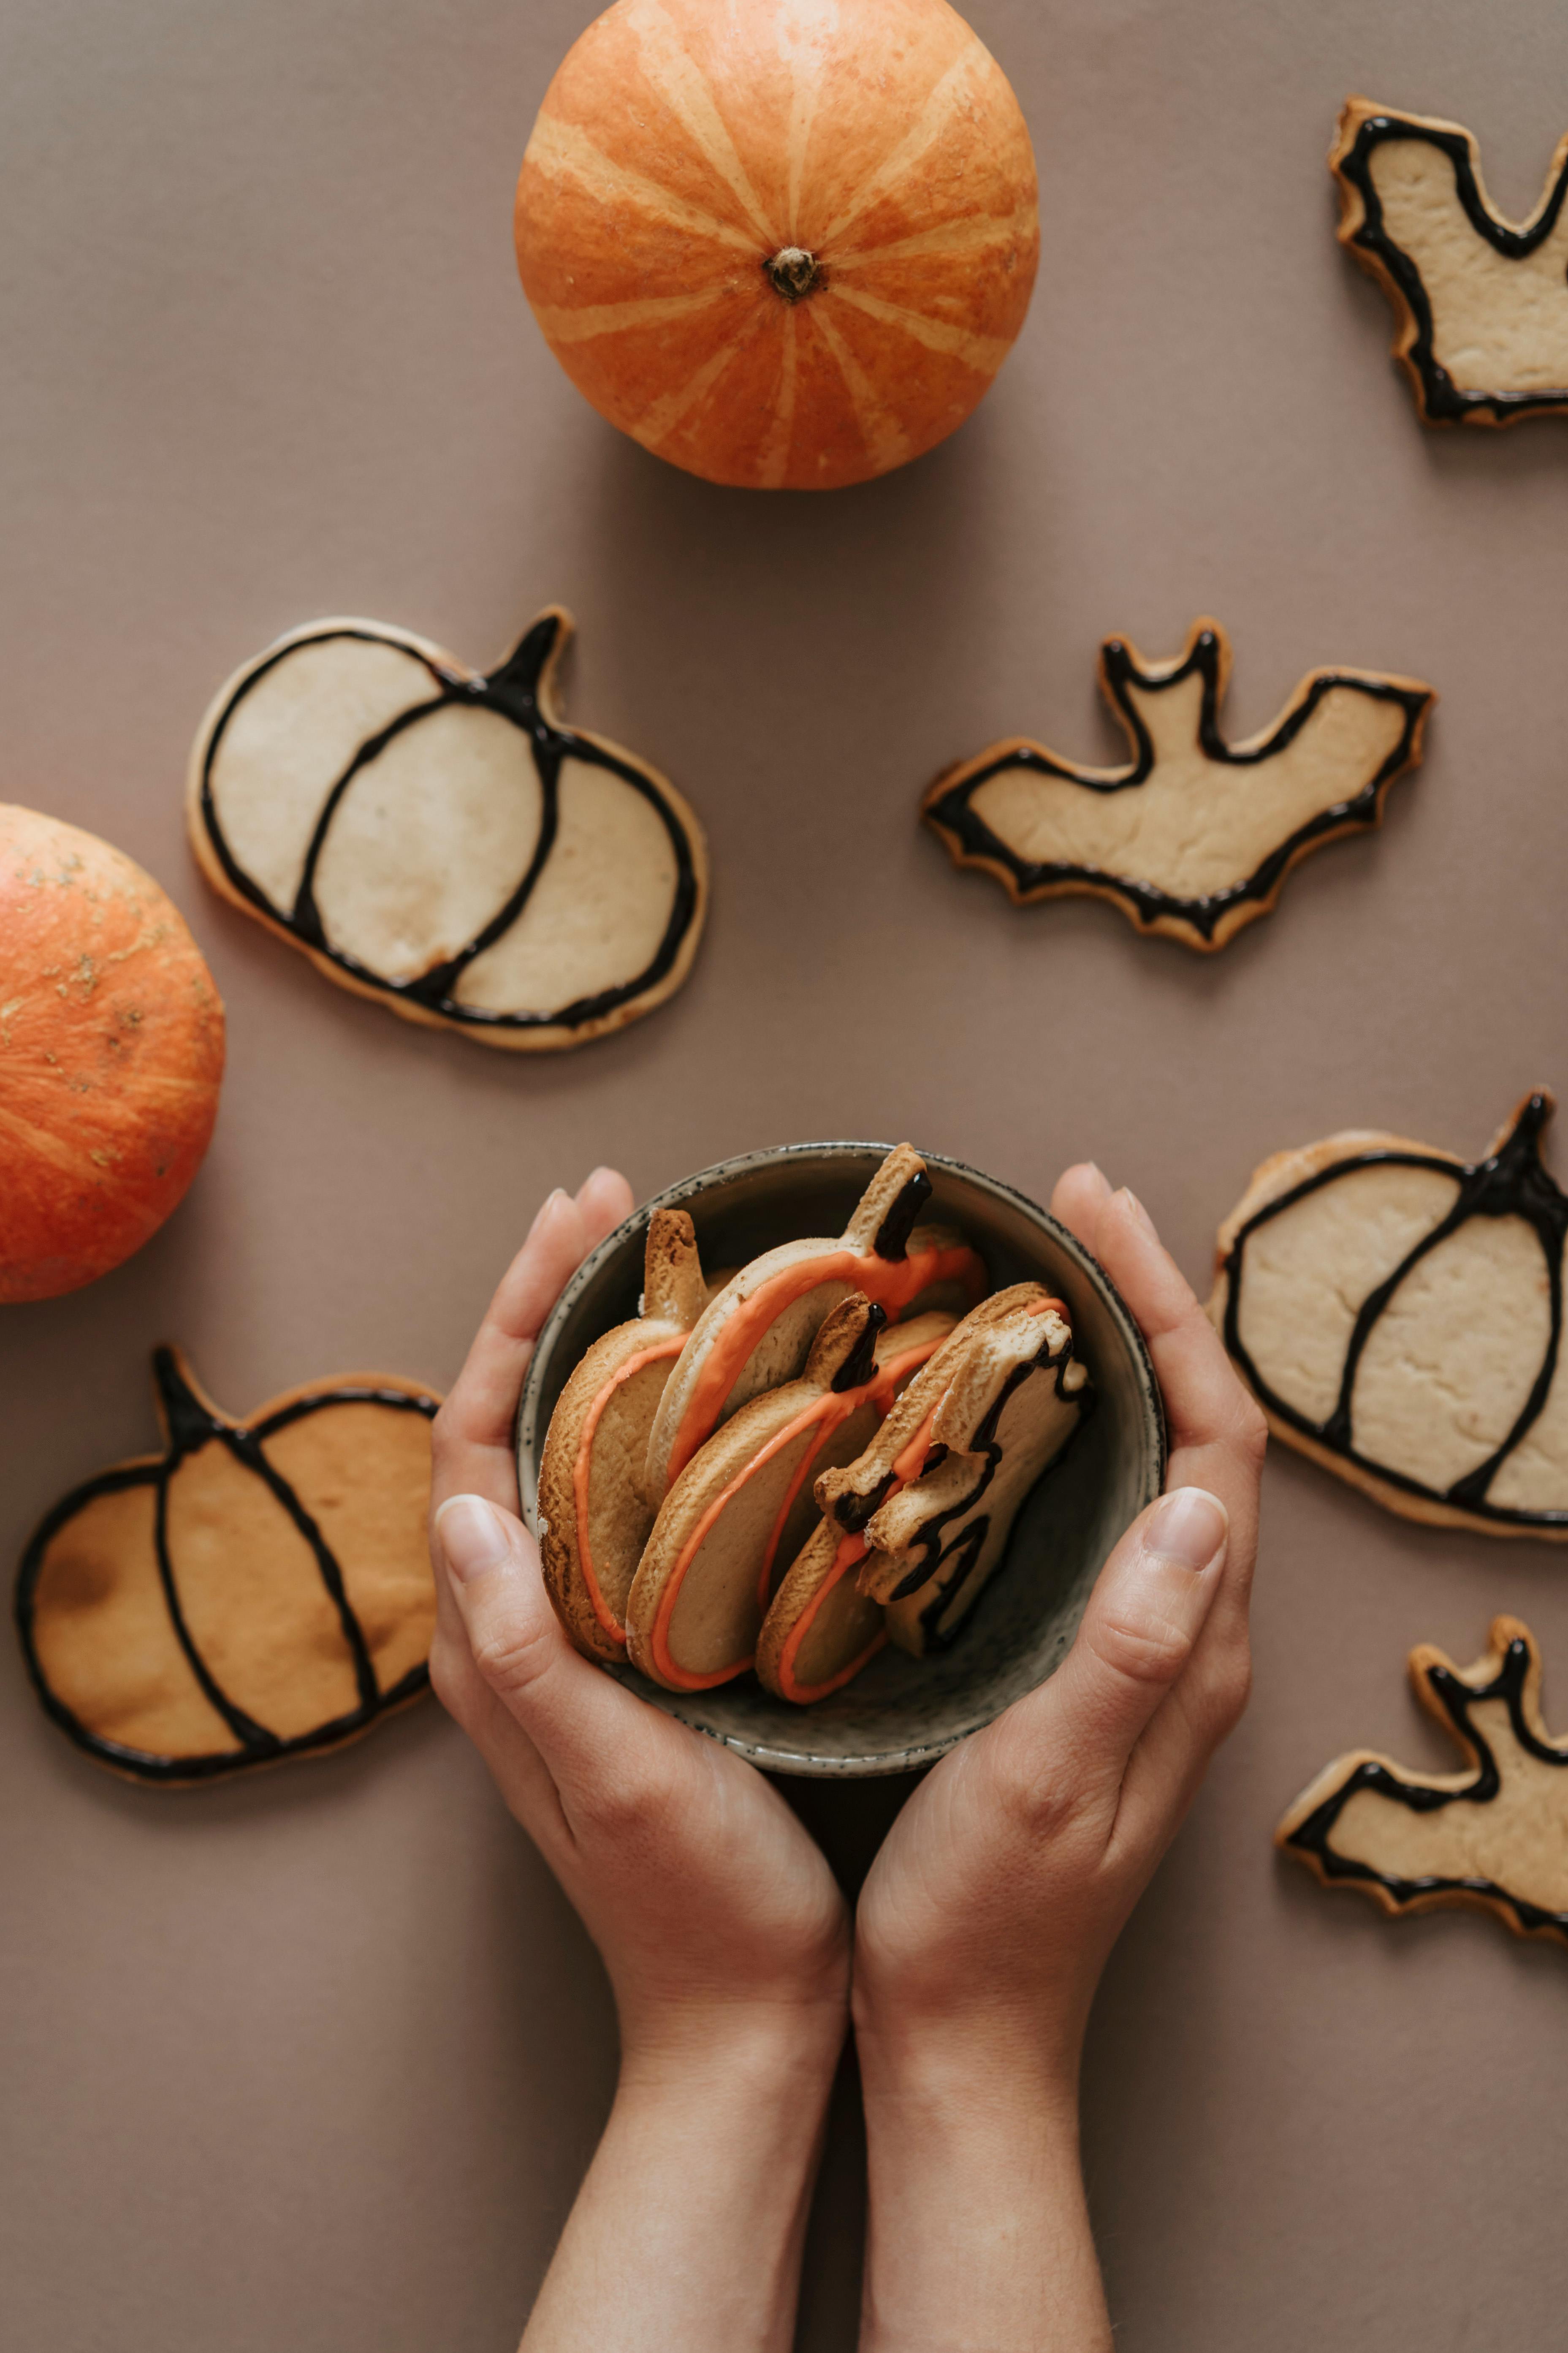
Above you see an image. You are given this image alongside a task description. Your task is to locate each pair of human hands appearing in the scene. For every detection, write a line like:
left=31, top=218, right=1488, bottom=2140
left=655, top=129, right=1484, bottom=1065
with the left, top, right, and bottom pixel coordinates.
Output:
left=426, top=1163, right=1264, bottom=2111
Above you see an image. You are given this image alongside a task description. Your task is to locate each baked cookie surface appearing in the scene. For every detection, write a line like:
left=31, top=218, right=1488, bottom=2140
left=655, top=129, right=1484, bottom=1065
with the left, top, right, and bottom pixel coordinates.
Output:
left=1278, top=1617, right=1568, bottom=1946
left=537, top=1209, right=708, bottom=1663
left=628, top=1299, right=955, bottom=1693
left=16, top=1348, right=440, bottom=1785
left=1212, top=1092, right=1568, bottom=1537
left=923, top=620, right=1432, bottom=951
left=643, top=1144, right=985, bottom=1503
left=817, top=1285, right=1091, bottom=1658
left=188, top=607, right=708, bottom=1049
left=1331, top=95, right=1568, bottom=427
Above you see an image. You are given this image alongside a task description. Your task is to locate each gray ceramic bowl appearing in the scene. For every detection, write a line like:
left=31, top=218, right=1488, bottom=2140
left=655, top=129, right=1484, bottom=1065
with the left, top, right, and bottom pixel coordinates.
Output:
left=517, top=1144, right=1166, bottom=1777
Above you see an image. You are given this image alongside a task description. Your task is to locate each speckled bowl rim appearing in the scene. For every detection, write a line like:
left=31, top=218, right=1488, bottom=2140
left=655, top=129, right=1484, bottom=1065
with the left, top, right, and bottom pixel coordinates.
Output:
left=517, top=1143, right=1167, bottom=1776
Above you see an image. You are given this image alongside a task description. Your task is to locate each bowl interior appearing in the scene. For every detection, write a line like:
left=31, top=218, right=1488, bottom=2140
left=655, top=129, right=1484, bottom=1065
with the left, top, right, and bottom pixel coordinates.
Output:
left=517, top=1144, right=1166, bottom=1776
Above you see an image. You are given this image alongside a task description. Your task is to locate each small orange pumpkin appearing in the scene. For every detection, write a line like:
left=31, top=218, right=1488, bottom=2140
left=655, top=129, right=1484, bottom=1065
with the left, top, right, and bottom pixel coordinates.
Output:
left=0, top=806, right=225, bottom=1304
left=515, top=0, right=1039, bottom=490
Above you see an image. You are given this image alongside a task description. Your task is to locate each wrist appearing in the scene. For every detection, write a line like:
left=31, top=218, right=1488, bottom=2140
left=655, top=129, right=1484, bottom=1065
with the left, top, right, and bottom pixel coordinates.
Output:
left=856, top=2017, right=1106, bottom=2353
left=618, top=1986, right=847, bottom=2106
left=853, top=1980, right=1084, bottom=2124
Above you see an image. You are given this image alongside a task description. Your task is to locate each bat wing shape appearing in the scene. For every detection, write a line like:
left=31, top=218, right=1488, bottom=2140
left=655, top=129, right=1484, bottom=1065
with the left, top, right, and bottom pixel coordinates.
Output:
left=922, top=619, right=1432, bottom=951
left=188, top=608, right=708, bottom=1050
left=1278, top=1617, right=1568, bottom=1946
left=1211, top=1092, right=1568, bottom=1538
left=1331, top=95, right=1568, bottom=427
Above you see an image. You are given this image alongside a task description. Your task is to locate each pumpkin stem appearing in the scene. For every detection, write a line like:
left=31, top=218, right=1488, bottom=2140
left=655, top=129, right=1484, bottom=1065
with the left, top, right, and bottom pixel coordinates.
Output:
left=152, top=1346, right=224, bottom=1452
left=765, top=247, right=822, bottom=303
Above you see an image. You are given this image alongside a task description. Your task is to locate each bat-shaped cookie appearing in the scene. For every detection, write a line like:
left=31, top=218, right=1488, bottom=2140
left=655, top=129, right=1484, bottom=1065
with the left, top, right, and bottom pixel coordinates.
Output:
left=643, top=1144, right=985, bottom=1502
left=1278, top=1617, right=1568, bottom=1946
left=627, top=1299, right=955, bottom=1692
left=1331, top=96, right=1568, bottom=427
left=16, top=1348, right=440, bottom=1785
left=922, top=619, right=1432, bottom=951
left=814, top=1285, right=1090, bottom=1658
left=537, top=1209, right=709, bottom=1664
left=1211, top=1092, right=1568, bottom=1538
left=189, top=607, right=708, bottom=1049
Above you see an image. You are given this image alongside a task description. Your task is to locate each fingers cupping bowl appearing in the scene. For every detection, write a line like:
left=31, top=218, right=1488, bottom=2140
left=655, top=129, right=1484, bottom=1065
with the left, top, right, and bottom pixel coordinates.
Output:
left=521, top=1144, right=1166, bottom=1777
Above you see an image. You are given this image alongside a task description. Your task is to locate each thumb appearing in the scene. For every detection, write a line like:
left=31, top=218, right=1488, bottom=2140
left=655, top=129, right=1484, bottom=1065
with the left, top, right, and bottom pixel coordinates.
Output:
left=434, top=1492, right=615, bottom=1768
left=1042, top=1487, right=1228, bottom=1787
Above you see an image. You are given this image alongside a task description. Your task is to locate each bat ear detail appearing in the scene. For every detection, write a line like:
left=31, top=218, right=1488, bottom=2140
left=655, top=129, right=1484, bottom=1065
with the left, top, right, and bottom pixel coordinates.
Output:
left=1329, top=95, right=1568, bottom=427
left=923, top=619, right=1434, bottom=950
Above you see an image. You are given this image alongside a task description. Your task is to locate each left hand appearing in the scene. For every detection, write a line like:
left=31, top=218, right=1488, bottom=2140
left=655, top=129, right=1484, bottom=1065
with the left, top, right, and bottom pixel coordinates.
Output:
left=854, top=1167, right=1264, bottom=2083
left=426, top=1171, right=851, bottom=2079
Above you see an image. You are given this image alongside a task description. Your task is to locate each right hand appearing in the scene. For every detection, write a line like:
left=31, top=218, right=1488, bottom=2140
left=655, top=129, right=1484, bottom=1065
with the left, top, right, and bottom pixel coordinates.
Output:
left=427, top=1175, right=851, bottom=2077
left=853, top=1168, right=1265, bottom=2088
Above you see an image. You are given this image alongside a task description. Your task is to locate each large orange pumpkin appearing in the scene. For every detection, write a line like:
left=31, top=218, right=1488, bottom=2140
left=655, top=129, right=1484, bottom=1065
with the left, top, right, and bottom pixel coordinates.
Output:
left=515, top=0, right=1039, bottom=490
left=0, top=806, right=225, bottom=1304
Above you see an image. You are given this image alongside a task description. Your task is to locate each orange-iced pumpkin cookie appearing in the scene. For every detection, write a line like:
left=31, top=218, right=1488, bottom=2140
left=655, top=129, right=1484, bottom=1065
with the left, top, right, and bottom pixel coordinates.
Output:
left=16, top=1348, right=440, bottom=1785
left=755, top=1515, right=890, bottom=1708
left=627, top=1298, right=955, bottom=1693
left=643, top=1144, right=985, bottom=1503
left=817, top=1285, right=1090, bottom=1657
left=538, top=1209, right=709, bottom=1663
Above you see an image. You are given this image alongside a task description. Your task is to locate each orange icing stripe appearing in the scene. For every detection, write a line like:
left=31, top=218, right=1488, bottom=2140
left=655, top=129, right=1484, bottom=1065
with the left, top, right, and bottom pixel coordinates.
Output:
left=775, top=1532, right=887, bottom=1705
left=891, top=1403, right=941, bottom=1485
left=664, top=1239, right=984, bottom=1489
left=652, top=1330, right=957, bottom=1692
left=754, top=1334, right=950, bottom=1611
left=572, top=1335, right=686, bottom=1647
left=649, top=1391, right=832, bottom=1690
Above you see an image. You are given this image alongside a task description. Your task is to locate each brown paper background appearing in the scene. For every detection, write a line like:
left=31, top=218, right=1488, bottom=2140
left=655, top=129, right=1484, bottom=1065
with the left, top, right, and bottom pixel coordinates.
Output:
left=5, top=1, right=1568, bottom=2343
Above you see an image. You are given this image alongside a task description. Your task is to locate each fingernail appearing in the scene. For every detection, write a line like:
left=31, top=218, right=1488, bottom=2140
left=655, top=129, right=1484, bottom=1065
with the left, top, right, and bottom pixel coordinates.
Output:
left=435, top=1494, right=512, bottom=1581
left=527, top=1187, right=569, bottom=1239
left=1084, top=1161, right=1110, bottom=1190
left=1145, top=1487, right=1227, bottom=1573
left=1118, top=1187, right=1158, bottom=1238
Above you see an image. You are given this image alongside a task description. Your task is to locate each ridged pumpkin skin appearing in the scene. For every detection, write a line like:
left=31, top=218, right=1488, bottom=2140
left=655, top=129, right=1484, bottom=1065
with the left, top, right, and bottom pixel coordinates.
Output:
left=0, top=806, right=225, bottom=1304
left=515, top=0, right=1038, bottom=490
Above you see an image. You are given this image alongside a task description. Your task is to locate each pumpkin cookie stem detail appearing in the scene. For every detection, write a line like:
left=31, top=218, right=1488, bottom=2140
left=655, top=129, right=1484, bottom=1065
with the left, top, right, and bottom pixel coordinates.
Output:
left=189, top=607, right=709, bottom=1051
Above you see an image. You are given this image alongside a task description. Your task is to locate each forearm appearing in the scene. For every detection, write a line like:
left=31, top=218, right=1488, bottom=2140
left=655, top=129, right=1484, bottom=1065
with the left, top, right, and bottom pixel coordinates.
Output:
left=856, top=2025, right=1110, bottom=2353
left=521, top=2017, right=841, bottom=2353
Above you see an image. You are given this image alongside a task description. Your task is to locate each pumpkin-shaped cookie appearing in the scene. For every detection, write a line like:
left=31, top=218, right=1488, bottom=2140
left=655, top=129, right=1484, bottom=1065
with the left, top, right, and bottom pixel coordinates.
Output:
left=627, top=1299, right=955, bottom=1692
left=643, top=1144, right=986, bottom=1500
left=16, top=1348, right=441, bottom=1784
left=188, top=607, right=708, bottom=1049
left=538, top=1208, right=710, bottom=1663
left=1211, top=1092, right=1568, bottom=1536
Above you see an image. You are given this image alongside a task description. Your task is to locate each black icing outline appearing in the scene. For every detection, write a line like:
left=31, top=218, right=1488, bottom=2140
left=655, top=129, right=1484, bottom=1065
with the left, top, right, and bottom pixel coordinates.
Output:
left=14, top=1350, right=439, bottom=1785
left=1283, top=1632, right=1568, bottom=1941
left=197, top=613, right=702, bottom=1034
left=1222, top=1093, right=1568, bottom=1530
left=923, top=625, right=1432, bottom=945
left=1334, top=106, right=1568, bottom=427
left=884, top=1336, right=1093, bottom=1653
